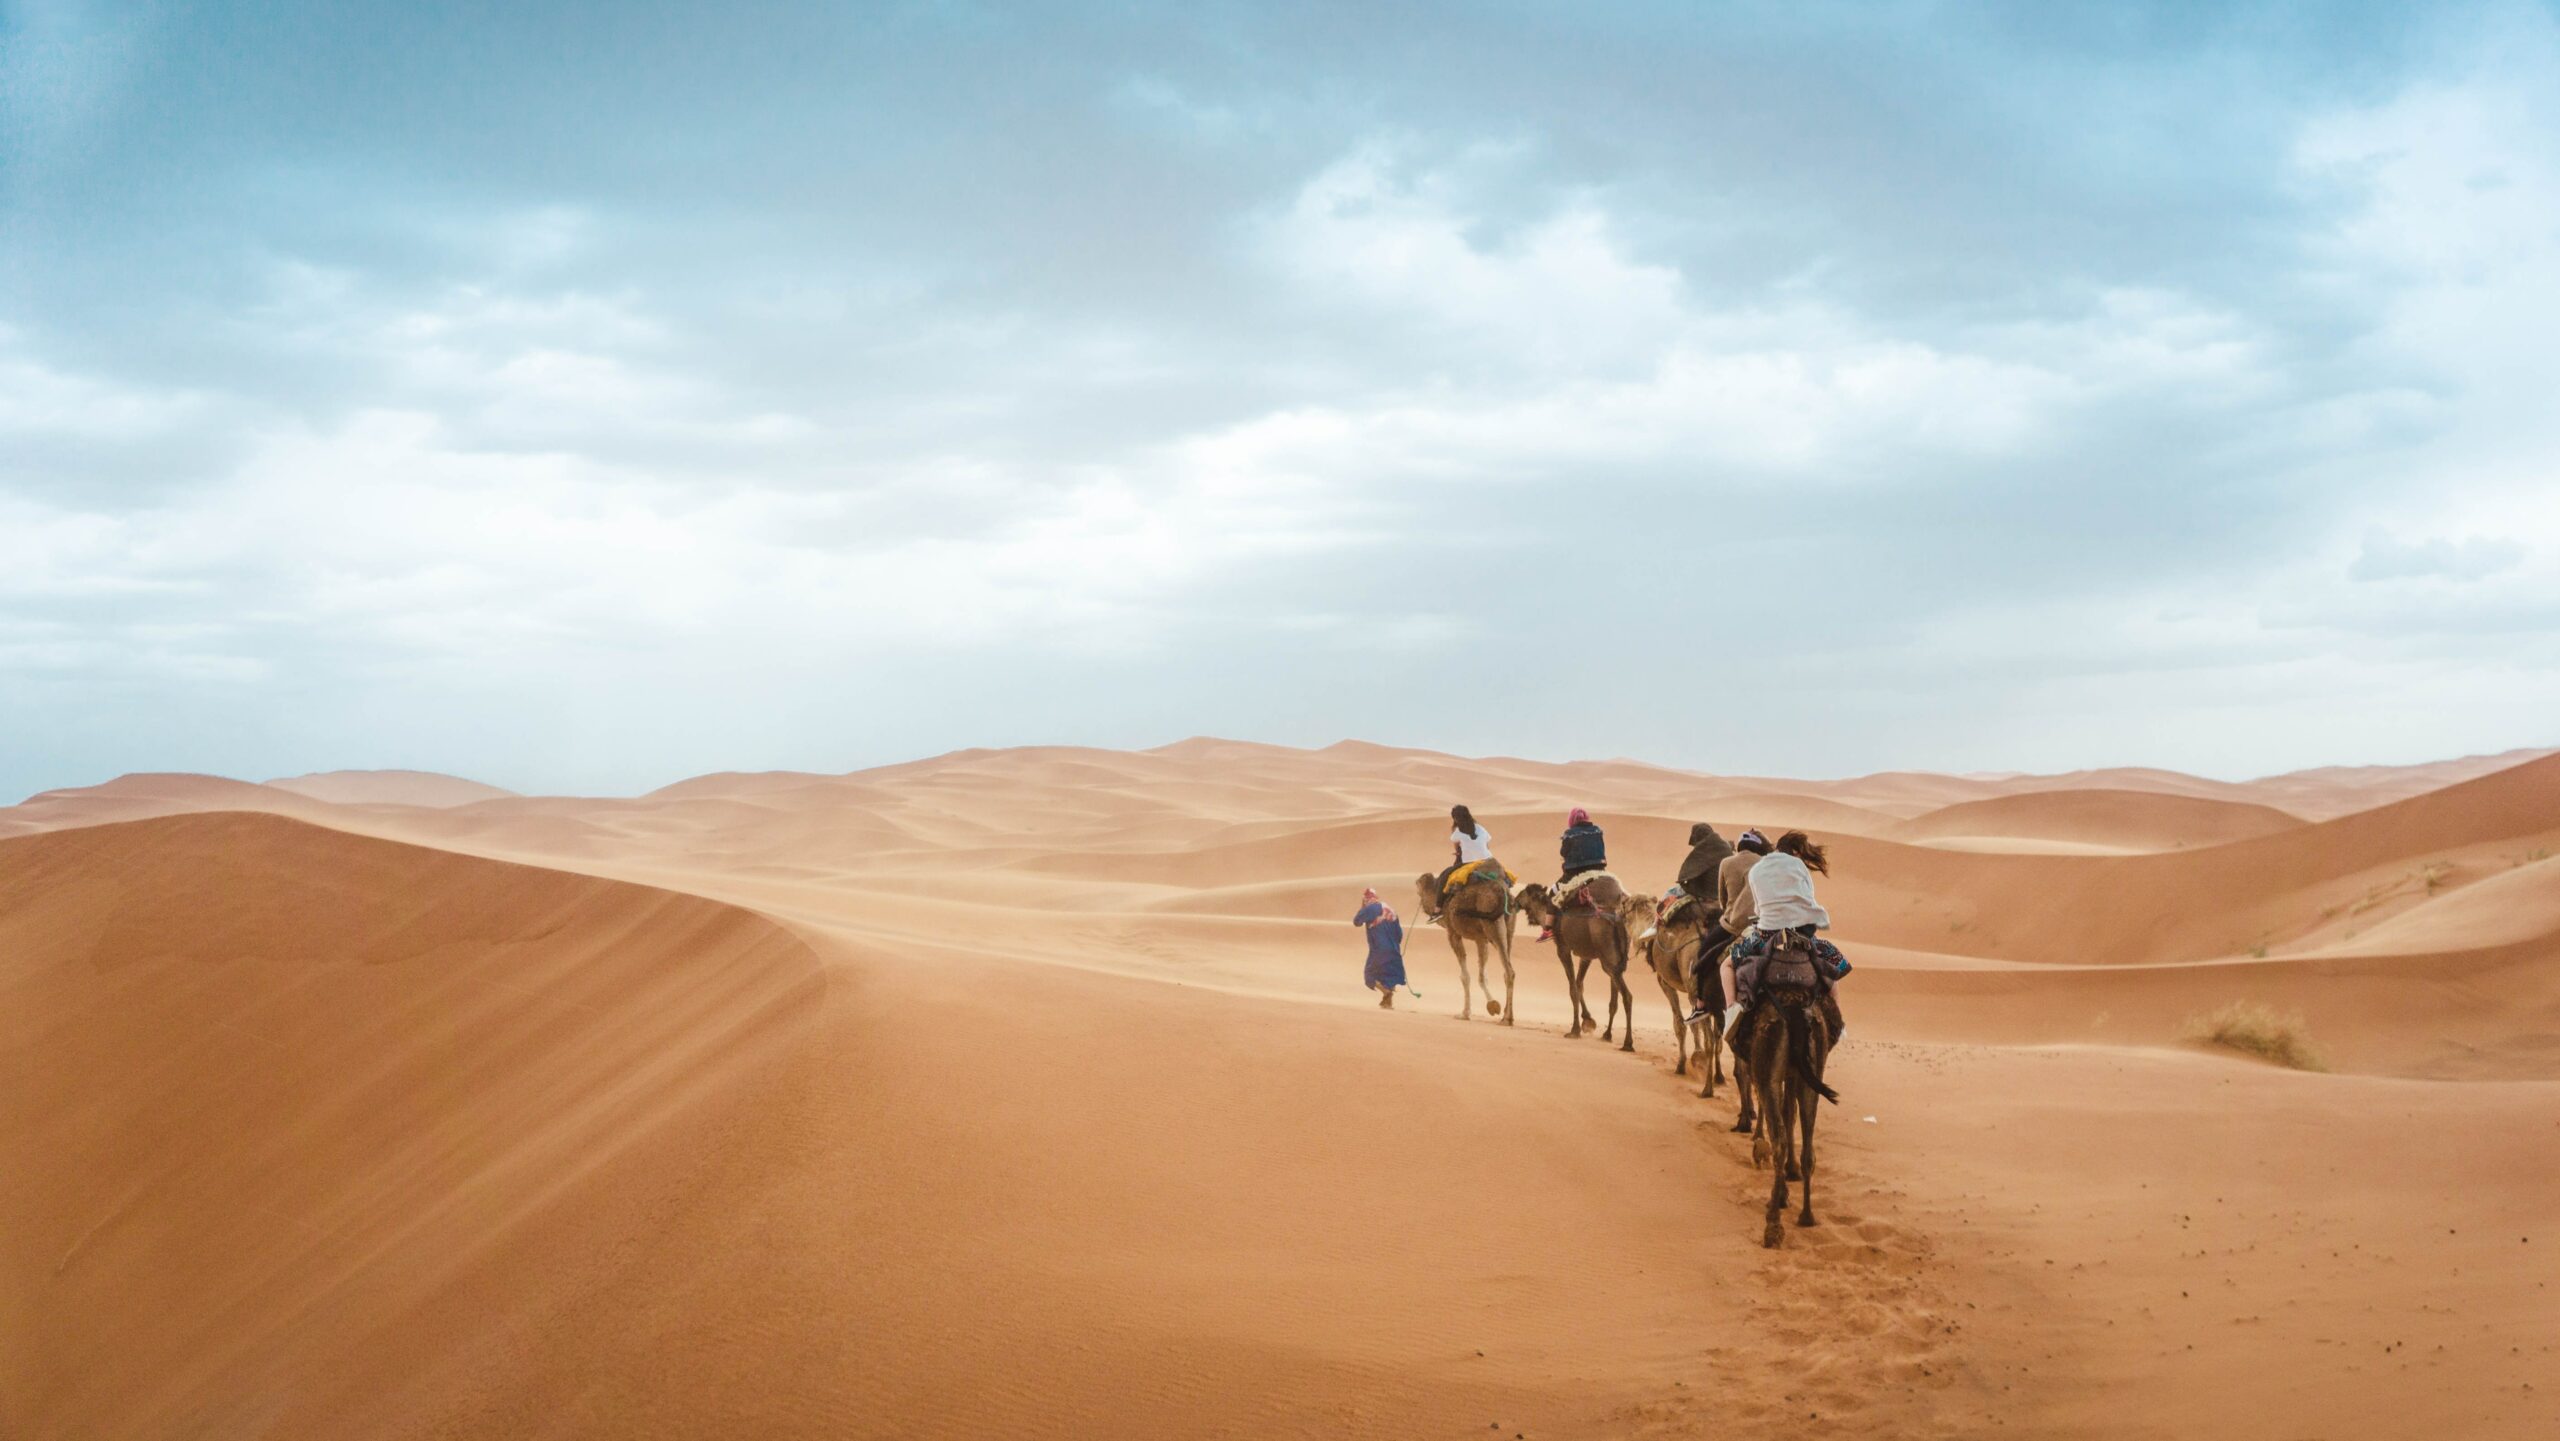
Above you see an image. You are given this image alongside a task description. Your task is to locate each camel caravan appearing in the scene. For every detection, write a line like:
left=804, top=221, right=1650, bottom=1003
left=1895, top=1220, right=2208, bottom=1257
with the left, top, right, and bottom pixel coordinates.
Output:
left=1360, top=805, right=1851, bottom=1248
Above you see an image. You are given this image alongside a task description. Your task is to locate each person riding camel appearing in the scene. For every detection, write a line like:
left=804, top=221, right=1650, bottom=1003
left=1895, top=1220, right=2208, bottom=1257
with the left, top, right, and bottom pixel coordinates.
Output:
left=1542, top=806, right=1610, bottom=941
left=1674, top=822, right=1731, bottom=907
left=1351, top=886, right=1408, bottom=1008
left=1690, top=827, right=1771, bottom=1018
left=1428, top=805, right=1505, bottom=920
left=1722, top=831, right=1850, bottom=1046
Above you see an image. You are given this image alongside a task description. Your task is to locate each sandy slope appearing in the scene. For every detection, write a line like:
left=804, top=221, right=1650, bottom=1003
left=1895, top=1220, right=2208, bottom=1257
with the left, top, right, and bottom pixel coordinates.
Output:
left=6, top=738, right=2557, bottom=1437
left=0, top=814, right=822, bottom=1440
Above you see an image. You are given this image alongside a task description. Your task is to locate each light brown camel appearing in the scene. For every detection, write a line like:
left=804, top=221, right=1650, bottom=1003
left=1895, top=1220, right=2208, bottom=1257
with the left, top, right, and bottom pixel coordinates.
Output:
left=1413, top=870, right=1516, bottom=1024
left=1745, top=954, right=1838, bottom=1248
left=1626, top=894, right=1726, bottom=1094
left=1517, top=878, right=1633, bottom=1048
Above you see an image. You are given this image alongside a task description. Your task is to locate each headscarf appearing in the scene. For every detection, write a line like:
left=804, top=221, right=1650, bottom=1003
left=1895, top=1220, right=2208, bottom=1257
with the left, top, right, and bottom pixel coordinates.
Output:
left=1567, top=806, right=1592, bottom=827
left=1361, top=886, right=1379, bottom=903
left=1737, top=828, right=1771, bottom=854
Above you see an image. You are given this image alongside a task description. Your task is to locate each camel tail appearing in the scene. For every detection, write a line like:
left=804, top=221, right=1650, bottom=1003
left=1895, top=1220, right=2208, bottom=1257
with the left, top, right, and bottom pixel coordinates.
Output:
left=1789, top=1006, right=1840, bottom=1105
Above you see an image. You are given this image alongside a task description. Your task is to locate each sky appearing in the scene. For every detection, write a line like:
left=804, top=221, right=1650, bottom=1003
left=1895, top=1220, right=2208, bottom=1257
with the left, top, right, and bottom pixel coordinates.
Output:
left=5, top=0, right=2558, bottom=797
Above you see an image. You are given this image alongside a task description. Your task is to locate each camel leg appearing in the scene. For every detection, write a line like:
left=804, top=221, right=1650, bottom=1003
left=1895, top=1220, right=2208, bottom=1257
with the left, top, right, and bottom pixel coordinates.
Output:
left=1779, top=1010, right=1804, bottom=1181
left=1611, top=944, right=1636, bottom=1053
left=1795, top=1080, right=1819, bottom=1227
left=1747, top=1033, right=1773, bottom=1170
left=1600, top=951, right=1620, bottom=1042
left=1448, top=928, right=1473, bottom=1020
left=1797, top=1031, right=1825, bottom=1227
left=1495, top=922, right=1517, bottom=1027
left=1557, top=941, right=1584, bottom=1038
left=1730, top=1020, right=1757, bottom=1129
left=1761, top=1024, right=1793, bottom=1248
left=1764, top=1114, right=1792, bottom=1249
left=1660, top=973, right=1689, bottom=1076
left=1703, top=1014, right=1724, bottom=1099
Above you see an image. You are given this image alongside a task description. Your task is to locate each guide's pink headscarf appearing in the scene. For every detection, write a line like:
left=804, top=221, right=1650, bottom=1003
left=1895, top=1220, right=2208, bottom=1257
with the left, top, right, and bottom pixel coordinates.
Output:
left=1361, top=886, right=1379, bottom=903
left=1567, top=806, right=1592, bottom=826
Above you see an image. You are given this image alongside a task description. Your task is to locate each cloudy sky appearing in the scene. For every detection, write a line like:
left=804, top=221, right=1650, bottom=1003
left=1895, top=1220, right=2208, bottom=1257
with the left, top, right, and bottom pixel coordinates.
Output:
left=5, top=0, right=2557, bottom=797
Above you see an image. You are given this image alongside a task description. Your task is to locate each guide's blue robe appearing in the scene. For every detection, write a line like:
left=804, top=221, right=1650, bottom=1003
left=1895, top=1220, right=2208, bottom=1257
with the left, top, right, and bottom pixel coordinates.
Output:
left=1352, top=900, right=1407, bottom=990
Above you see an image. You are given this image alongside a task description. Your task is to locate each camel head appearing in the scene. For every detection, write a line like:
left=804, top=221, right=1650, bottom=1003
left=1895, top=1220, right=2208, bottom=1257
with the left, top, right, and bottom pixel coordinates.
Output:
left=1516, top=883, right=1554, bottom=924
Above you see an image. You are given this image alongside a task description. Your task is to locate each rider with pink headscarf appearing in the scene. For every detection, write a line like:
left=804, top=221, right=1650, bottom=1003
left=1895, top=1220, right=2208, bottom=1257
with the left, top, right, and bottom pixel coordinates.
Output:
left=1557, top=806, right=1607, bottom=880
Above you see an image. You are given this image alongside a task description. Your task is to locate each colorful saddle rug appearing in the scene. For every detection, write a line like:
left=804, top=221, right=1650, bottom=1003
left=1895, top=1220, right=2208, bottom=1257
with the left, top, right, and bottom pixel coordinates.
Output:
left=1442, top=858, right=1516, bottom=895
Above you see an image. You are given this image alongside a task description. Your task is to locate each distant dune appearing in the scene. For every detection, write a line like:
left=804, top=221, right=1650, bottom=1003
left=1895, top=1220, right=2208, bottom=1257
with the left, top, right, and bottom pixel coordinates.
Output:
left=264, top=768, right=518, bottom=808
left=1895, top=787, right=2305, bottom=852
left=6, top=738, right=2557, bottom=1438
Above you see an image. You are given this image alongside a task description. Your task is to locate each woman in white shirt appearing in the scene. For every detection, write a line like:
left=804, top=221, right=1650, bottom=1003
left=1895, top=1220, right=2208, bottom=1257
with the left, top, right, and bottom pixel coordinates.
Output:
left=1450, top=805, right=1494, bottom=865
left=1431, top=805, right=1498, bottom=915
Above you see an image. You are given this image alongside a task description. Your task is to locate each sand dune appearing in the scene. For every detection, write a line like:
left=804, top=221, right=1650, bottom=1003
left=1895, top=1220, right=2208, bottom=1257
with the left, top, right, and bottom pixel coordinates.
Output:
left=0, top=812, right=819, bottom=1440
left=2242, top=744, right=2557, bottom=819
left=7, top=738, right=2557, bottom=1437
left=1, top=771, right=332, bottom=836
left=1895, top=788, right=2304, bottom=852
left=265, top=768, right=519, bottom=808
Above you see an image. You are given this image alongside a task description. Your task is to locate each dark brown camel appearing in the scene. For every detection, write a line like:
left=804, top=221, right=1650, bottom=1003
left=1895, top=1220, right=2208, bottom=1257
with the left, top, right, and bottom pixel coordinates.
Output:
left=1517, top=878, right=1633, bottom=1047
left=1627, top=894, right=1726, bottom=1095
left=1413, top=871, right=1516, bottom=1024
left=1745, top=977, right=1837, bottom=1248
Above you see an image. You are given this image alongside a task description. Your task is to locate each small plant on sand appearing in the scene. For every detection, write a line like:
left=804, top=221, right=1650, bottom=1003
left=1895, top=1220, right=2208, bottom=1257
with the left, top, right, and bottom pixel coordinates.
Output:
left=2423, top=862, right=2451, bottom=895
left=2248, top=944, right=2268, bottom=959
left=2183, top=1001, right=2327, bottom=1072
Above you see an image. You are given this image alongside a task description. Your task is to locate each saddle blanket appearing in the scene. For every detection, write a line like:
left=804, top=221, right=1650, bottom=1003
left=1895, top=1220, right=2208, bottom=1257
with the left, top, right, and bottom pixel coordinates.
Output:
left=1555, top=869, right=1619, bottom=905
left=1443, top=858, right=1518, bottom=894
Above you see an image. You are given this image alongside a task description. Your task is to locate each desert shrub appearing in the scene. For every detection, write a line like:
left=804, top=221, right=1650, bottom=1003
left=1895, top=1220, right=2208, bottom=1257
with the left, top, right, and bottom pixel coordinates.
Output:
left=2182, top=1000, right=2328, bottom=1072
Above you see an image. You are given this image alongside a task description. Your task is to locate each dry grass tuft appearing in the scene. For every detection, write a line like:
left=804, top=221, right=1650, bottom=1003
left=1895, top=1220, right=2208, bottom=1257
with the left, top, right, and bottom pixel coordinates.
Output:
left=2183, top=1000, right=2328, bottom=1072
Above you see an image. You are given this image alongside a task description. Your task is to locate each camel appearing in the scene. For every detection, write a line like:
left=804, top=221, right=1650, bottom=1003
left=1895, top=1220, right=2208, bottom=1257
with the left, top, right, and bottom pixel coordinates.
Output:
left=1745, top=975, right=1838, bottom=1248
left=1413, top=870, right=1516, bottom=1024
left=1626, top=894, right=1726, bottom=1094
left=1517, top=878, right=1633, bottom=1047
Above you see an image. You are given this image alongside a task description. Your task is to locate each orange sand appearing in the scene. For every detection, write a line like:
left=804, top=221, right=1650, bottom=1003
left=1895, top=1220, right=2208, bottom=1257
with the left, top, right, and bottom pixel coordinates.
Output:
left=5, top=741, right=2555, bottom=1438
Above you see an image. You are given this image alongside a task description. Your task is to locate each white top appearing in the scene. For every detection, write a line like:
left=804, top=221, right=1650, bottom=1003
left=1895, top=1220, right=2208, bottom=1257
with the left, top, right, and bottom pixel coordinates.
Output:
left=1451, top=824, right=1495, bottom=864
left=1745, top=852, right=1831, bottom=931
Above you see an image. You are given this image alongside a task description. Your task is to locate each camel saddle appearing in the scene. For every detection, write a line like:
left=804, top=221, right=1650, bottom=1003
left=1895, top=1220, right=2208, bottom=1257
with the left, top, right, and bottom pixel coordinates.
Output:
left=1555, top=871, right=1624, bottom=911
left=1662, top=893, right=1717, bottom=932
left=1759, top=928, right=1825, bottom=992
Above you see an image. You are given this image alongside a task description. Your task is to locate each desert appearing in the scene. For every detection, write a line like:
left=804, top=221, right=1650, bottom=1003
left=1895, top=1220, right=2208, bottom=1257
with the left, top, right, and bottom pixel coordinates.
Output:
left=15, top=3, right=2560, bottom=1435
left=7, top=740, right=2557, bottom=1438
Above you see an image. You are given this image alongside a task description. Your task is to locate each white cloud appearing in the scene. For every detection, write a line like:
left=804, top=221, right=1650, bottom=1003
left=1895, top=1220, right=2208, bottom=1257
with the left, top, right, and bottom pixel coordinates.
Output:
left=0, top=328, right=208, bottom=437
left=2349, top=532, right=2528, bottom=583
left=1239, top=143, right=2295, bottom=491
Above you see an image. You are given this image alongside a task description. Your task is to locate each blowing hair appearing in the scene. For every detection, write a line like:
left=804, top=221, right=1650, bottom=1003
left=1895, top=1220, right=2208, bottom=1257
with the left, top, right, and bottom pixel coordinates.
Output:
left=1451, top=804, right=1479, bottom=838
left=1775, top=829, right=1829, bottom=874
